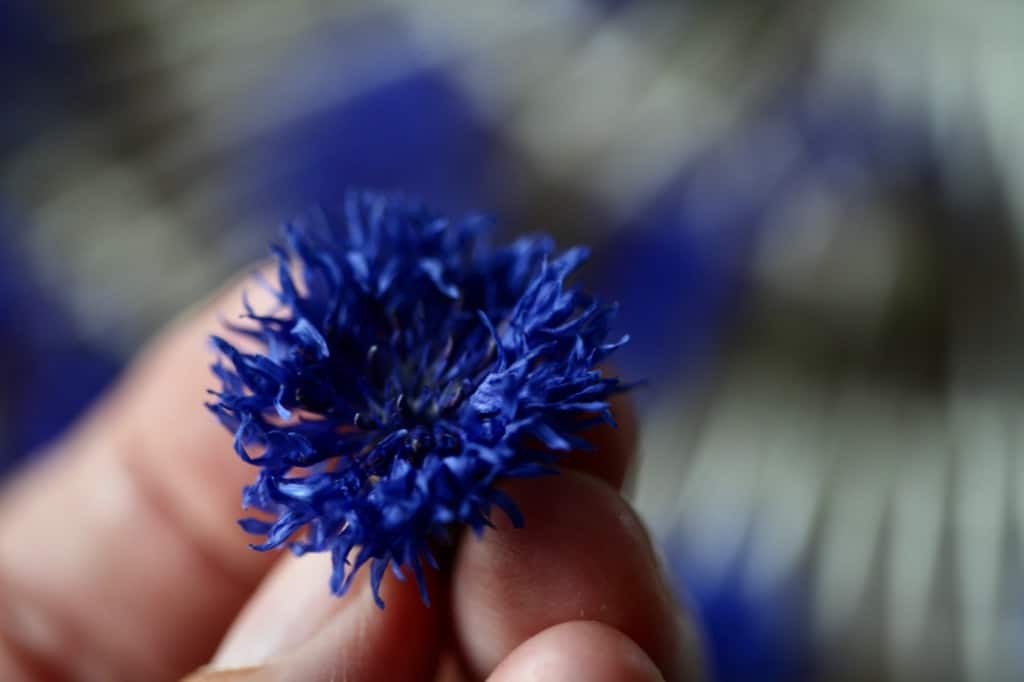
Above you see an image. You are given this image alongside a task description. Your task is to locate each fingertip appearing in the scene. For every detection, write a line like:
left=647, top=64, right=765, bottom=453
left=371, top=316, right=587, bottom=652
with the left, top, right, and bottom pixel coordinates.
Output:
left=208, top=551, right=442, bottom=681
left=452, top=471, right=695, bottom=681
left=488, top=621, right=664, bottom=682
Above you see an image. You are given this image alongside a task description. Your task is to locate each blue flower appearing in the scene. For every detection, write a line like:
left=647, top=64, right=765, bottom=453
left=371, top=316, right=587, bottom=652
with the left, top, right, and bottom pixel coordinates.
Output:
left=208, top=191, right=628, bottom=607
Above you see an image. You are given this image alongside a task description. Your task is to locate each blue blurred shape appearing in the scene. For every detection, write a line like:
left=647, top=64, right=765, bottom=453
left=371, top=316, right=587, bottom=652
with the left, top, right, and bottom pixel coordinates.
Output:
left=244, top=16, right=508, bottom=221
left=666, top=542, right=809, bottom=682
left=0, top=213, right=119, bottom=471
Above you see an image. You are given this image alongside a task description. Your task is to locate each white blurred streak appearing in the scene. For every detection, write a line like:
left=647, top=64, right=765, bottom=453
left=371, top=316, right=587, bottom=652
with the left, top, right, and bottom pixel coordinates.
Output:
left=591, top=14, right=800, bottom=220
left=884, top=403, right=948, bottom=678
left=4, top=132, right=226, bottom=350
left=812, top=384, right=894, bottom=639
left=406, top=1, right=807, bottom=224
left=949, top=395, right=1009, bottom=682
left=743, top=372, right=829, bottom=597
left=632, top=385, right=707, bottom=533
left=975, top=26, right=1024, bottom=252
left=513, top=17, right=663, bottom=178
left=670, top=362, right=766, bottom=586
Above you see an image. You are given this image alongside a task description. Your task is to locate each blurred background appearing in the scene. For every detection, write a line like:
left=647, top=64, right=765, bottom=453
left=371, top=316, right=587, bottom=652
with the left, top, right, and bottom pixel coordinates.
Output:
left=2, top=1, right=1023, bottom=679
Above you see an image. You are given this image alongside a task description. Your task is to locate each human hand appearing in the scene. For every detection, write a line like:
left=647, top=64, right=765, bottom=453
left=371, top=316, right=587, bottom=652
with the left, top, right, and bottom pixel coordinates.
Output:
left=0, top=274, right=701, bottom=681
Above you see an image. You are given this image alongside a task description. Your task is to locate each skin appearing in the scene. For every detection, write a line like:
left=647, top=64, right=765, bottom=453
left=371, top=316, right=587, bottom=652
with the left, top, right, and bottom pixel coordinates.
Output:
left=0, top=272, right=702, bottom=682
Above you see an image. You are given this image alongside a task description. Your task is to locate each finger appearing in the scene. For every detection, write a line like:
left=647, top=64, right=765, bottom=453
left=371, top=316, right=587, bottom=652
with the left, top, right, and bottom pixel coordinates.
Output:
left=556, top=393, right=636, bottom=490
left=0, top=271, right=281, bottom=680
left=488, top=621, right=664, bottom=682
left=183, top=552, right=441, bottom=682
left=451, top=471, right=702, bottom=682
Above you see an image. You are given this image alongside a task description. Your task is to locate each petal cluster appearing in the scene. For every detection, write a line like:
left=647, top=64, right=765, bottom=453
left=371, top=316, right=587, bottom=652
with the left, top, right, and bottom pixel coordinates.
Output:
left=208, top=191, right=627, bottom=606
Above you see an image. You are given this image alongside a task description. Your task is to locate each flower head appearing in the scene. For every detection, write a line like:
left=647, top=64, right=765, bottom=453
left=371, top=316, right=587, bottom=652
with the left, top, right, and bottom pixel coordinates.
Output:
left=208, top=191, right=628, bottom=607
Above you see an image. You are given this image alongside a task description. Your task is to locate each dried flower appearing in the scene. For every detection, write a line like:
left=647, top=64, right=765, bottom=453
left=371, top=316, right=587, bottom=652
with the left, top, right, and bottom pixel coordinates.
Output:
left=208, top=191, right=627, bottom=606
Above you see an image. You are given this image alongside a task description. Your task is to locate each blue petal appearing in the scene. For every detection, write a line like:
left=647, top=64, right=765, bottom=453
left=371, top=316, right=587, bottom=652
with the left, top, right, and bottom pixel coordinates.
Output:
left=238, top=518, right=273, bottom=535
left=291, top=318, right=330, bottom=359
left=419, top=258, right=460, bottom=299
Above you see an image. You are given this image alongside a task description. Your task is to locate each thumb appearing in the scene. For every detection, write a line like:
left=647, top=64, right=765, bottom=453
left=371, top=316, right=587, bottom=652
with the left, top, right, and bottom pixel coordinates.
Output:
left=184, top=552, right=441, bottom=682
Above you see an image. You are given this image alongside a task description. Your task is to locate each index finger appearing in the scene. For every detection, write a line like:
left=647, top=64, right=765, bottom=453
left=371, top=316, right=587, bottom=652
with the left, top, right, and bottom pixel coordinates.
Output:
left=0, top=272, right=280, bottom=681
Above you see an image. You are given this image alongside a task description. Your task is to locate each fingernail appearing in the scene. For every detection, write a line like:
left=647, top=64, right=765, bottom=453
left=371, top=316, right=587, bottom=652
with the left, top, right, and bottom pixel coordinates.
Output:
left=182, top=663, right=273, bottom=681
left=209, top=552, right=362, bottom=670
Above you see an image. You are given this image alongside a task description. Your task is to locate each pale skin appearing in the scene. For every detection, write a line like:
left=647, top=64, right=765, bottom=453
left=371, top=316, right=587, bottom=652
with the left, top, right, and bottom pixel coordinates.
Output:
left=0, top=272, right=702, bottom=681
